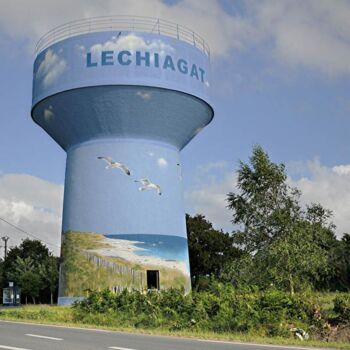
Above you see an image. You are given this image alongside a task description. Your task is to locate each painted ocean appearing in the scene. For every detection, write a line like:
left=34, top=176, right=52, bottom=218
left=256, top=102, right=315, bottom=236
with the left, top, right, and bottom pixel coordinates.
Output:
left=105, top=234, right=189, bottom=261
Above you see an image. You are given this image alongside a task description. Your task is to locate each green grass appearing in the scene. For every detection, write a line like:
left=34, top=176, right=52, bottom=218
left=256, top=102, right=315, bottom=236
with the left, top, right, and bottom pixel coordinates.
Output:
left=0, top=305, right=349, bottom=349
left=62, top=232, right=144, bottom=295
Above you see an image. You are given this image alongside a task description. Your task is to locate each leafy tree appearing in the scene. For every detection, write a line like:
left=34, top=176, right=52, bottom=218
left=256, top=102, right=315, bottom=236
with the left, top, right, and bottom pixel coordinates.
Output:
left=186, top=214, right=241, bottom=284
left=303, top=203, right=345, bottom=290
left=220, top=253, right=256, bottom=289
left=8, top=256, right=43, bottom=304
left=227, top=145, right=301, bottom=253
left=4, top=239, right=50, bottom=271
left=319, top=233, right=350, bottom=291
left=260, top=220, right=327, bottom=294
left=3, top=239, right=59, bottom=303
left=0, top=259, right=4, bottom=303
left=341, top=234, right=350, bottom=289
left=39, top=256, right=59, bottom=305
left=226, top=145, right=330, bottom=294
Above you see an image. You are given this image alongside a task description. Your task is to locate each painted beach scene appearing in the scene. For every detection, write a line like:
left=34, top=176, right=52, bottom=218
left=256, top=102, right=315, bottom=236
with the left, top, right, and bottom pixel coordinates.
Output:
left=59, top=231, right=191, bottom=298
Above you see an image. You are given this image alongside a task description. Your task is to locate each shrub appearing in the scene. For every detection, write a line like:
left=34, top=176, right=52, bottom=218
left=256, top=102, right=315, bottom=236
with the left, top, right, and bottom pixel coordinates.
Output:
left=333, top=295, right=350, bottom=322
left=72, top=284, right=318, bottom=337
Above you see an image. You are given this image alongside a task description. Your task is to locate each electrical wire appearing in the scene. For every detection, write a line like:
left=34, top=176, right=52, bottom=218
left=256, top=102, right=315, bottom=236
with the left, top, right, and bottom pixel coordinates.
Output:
left=0, top=216, right=60, bottom=249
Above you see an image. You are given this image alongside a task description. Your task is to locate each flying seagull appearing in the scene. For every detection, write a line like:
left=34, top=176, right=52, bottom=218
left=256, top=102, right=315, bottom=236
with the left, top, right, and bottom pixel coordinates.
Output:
left=97, top=156, right=131, bottom=176
left=134, top=178, right=162, bottom=195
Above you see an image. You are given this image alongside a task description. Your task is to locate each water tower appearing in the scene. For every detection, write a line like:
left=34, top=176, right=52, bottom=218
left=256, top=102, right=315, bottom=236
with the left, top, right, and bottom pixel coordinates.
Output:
left=31, top=16, right=214, bottom=305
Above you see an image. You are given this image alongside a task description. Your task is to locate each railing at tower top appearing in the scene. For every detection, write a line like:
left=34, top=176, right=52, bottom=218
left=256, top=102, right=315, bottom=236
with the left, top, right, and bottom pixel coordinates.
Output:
left=35, top=16, right=210, bottom=58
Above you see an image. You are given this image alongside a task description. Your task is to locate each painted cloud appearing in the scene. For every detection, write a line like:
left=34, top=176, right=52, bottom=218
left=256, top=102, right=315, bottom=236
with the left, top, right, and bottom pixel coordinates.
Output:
left=36, top=49, right=67, bottom=88
left=136, top=91, right=152, bottom=101
left=158, top=158, right=168, bottom=168
left=43, top=105, right=55, bottom=122
left=83, top=33, right=175, bottom=61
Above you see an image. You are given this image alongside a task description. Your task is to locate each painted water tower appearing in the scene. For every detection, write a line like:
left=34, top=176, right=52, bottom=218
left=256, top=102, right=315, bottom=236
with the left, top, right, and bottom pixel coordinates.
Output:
left=31, top=16, right=214, bottom=305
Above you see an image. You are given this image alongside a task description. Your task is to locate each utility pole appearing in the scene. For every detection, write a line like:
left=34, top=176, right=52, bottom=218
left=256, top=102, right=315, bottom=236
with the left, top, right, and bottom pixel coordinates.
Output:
left=1, top=236, right=9, bottom=259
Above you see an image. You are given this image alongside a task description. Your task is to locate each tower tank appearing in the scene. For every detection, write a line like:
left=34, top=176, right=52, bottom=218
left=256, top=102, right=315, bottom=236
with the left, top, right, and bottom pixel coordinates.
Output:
left=31, top=16, right=214, bottom=305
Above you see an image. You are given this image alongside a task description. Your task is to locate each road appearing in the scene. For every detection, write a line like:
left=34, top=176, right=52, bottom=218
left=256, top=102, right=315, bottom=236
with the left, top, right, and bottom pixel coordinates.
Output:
left=0, top=320, right=316, bottom=350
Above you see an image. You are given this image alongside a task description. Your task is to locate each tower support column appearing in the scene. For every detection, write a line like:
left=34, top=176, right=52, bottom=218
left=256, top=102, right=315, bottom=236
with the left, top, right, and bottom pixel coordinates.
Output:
left=58, top=138, right=191, bottom=304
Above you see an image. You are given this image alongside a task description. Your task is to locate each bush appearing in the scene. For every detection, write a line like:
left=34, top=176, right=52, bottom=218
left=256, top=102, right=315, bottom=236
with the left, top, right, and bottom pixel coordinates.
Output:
left=333, top=295, right=350, bottom=322
left=72, top=283, right=318, bottom=337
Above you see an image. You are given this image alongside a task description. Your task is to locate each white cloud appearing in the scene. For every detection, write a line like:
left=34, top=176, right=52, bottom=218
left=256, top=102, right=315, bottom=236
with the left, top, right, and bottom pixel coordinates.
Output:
left=186, top=159, right=350, bottom=237
left=36, top=49, right=67, bottom=88
left=185, top=172, right=235, bottom=233
left=289, top=160, right=350, bottom=237
left=249, top=0, right=350, bottom=76
left=1, top=0, right=349, bottom=75
left=0, top=174, right=63, bottom=258
left=158, top=158, right=168, bottom=168
left=0, top=0, right=248, bottom=57
left=332, top=164, right=350, bottom=176
left=197, top=161, right=228, bottom=173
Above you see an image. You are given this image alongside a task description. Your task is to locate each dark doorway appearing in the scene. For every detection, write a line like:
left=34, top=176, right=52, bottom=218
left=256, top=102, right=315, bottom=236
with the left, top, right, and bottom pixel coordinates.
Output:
left=147, top=270, right=160, bottom=290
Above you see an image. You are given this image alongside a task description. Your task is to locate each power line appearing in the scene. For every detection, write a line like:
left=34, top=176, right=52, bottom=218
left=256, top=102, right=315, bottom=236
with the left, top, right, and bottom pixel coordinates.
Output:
left=0, top=216, right=60, bottom=249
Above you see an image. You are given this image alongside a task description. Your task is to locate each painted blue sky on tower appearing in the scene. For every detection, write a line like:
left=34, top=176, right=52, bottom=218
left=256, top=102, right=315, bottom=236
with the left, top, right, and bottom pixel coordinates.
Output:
left=0, top=0, right=350, bottom=256
left=62, top=139, right=187, bottom=237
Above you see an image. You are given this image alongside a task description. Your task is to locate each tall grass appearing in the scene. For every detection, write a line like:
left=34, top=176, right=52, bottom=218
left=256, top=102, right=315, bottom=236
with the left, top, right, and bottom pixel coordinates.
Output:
left=0, top=286, right=349, bottom=349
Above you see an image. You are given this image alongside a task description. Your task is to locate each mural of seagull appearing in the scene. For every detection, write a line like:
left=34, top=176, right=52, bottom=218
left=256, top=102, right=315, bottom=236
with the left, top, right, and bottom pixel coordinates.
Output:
left=97, top=156, right=131, bottom=176
left=134, top=178, right=162, bottom=195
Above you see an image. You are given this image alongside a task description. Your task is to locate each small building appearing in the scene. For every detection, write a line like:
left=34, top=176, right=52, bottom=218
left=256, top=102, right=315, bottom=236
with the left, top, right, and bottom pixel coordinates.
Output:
left=2, top=282, right=21, bottom=306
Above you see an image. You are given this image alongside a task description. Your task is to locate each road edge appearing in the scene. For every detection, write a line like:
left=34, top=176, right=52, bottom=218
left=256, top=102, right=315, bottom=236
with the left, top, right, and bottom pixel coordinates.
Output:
left=0, top=319, right=336, bottom=350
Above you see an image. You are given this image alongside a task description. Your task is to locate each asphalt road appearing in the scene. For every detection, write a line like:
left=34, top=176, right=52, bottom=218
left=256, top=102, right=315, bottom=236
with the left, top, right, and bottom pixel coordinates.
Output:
left=0, top=320, right=315, bottom=350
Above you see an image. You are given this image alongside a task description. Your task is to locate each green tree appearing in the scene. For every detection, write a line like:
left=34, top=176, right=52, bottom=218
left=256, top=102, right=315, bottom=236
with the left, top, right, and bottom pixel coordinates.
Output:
left=0, top=259, right=4, bottom=303
left=226, top=145, right=330, bottom=294
left=261, top=220, right=327, bottom=294
left=3, top=239, right=59, bottom=303
left=304, top=203, right=343, bottom=290
left=8, top=256, right=43, bottom=304
left=187, top=214, right=241, bottom=284
left=319, top=233, right=350, bottom=291
left=4, top=239, right=50, bottom=271
left=341, top=234, right=350, bottom=289
left=220, top=253, right=256, bottom=289
left=227, top=145, right=300, bottom=252
left=39, top=256, right=59, bottom=305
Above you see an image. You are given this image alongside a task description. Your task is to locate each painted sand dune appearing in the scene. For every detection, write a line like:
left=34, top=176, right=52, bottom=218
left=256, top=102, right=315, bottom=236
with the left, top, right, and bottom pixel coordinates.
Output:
left=59, top=231, right=191, bottom=298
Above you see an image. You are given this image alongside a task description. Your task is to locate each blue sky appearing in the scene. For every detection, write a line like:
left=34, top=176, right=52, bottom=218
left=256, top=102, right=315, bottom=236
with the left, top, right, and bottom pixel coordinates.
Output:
left=0, top=0, right=350, bottom=255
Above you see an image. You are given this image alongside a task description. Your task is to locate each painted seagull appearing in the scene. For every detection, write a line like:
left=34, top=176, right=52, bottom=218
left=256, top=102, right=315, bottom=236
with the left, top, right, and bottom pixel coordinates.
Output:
left=134, top=178, right=162, bottom=195
left=97, top=156, right=131, bottom=176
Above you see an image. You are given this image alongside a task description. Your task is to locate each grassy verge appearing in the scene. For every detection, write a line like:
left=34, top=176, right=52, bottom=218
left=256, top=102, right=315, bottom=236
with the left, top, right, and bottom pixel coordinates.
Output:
left=0, top=305, right=349, bottom=350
